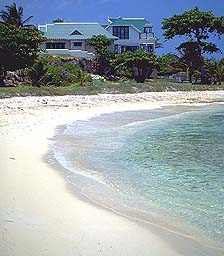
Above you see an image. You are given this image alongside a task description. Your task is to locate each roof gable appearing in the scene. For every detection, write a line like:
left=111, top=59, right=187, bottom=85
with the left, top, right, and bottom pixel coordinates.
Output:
left=108, top=18, right=153, bottom=33
left=70, top=29, right=82, bottom=35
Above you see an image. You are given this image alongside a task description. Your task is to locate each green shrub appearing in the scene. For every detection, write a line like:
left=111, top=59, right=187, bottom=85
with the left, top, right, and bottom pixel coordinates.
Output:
left=28, top=56, right=92, bottom=87
left=27, top=59, right=48, bottom=87
left=47, top=62, right=91, bottom=86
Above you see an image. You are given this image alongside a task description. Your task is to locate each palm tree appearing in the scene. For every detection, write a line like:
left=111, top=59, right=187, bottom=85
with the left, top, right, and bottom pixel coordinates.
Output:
left=0, top=2, right=33, bottom=28
left=214, top=62, right=224, bottom=85
left=28, top=59, right=49, bottom=87
left=52, top=18, right=64, bottom=23
left=78, top=69, right=92, bottom=86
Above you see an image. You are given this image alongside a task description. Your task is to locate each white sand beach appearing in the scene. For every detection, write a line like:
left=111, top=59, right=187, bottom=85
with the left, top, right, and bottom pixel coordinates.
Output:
left=1, top=91, right=224, bottom=256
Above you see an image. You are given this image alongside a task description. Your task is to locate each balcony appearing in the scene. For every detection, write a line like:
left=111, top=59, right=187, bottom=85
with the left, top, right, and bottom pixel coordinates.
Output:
left=140, top=32, right=155, bottom=39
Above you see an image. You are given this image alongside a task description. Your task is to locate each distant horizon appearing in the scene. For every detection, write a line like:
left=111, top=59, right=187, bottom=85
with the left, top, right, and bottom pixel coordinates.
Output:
left=0, top=0, right=223, bottom=58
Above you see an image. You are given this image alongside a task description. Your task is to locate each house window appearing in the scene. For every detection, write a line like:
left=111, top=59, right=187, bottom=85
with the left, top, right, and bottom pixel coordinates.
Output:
left=144, top=27, right=152, bottom=34
left=46, top=42, right=65, bottom=49
left=140, top=44, right=153, bottom=52
left=114, top=44, right=119, bottom=53
left=120, top=46, right=127, bottom=53
left=125, top=46, right=138, bottom=52
left=73, top=42, right=82, bottom=47
left=113, top=26, right=129, bottom=39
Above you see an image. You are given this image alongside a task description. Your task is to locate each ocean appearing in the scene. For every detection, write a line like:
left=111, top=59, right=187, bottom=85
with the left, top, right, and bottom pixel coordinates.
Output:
left=52, top=104, right=224, bottom=250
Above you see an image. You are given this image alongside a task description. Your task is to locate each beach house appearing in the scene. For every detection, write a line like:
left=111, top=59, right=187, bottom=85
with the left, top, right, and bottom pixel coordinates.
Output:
left=105, top=17, right=157, bottom=54
left=38, top=22, right=117, bottom=58
left=38, top=18, right=158, bottom=57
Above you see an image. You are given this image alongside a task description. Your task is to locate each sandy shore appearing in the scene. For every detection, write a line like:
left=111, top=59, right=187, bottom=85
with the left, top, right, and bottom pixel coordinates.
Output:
left=1, top=91, right=224, bottom=256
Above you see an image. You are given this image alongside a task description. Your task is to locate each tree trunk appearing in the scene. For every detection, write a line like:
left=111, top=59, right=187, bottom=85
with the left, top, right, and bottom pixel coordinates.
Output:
left=198, top=49, right=208, bottom=84
left=135, top=67, right=152, bottom=83
left=135, top=68, right=145, bottom=83
left=200, top=63, right=207, bottom=84
left=188, top=66, right=193, bottom=84
left=0, top=68, right=6, bottom=86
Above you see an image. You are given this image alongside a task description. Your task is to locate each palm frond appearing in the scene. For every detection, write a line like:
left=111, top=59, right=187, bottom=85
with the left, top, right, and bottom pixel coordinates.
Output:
left=0, top=2, right=33, bottom=27
left=22, top=16, right=33, bottom=25
left=18, top=6, right=23, bottom=17
left=0, top=10, right=10, bottom=22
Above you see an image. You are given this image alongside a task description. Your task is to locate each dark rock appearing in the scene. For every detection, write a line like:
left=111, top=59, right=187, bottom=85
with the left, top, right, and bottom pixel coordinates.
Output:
left=3, top=71, right=27, bottom=87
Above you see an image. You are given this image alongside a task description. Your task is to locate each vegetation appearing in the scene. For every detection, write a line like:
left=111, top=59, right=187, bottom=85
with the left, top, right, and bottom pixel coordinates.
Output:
left=214, top=62, right=224, bottom=85
left=204, top=59, right=224, bottom=85
left=0, top=2, right=45, bottom=86
left=27, top=59, right=48, bottom=87
left=0, top=2, right=33, bottom=28
left=0, top=78, right=224, bottom=99
left=27, top=55, right=92, bottom=87
left=162, top=6, right=224, bottom=84
left=87, top=35, right=114, bottom=76
left=157, top=53, right=183, bottom=76
left=176, top=42, right=202, bottom=83
left=52, top=18, right=64, bottom=23
left=112, top=50, right=157, bottom=83
left=0, top=23, right=44, bottom=85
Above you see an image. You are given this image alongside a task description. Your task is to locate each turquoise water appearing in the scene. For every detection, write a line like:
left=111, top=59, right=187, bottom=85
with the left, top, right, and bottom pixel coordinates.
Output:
left=52, top=104, right=224, bottom=249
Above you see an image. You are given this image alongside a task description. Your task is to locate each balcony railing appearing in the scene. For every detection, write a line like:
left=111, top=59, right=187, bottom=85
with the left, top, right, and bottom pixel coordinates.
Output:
left=140, top=32, right=155, bottom=39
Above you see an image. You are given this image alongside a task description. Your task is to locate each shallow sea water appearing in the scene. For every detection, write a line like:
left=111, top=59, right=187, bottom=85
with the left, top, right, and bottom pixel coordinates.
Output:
left=52, top=104, right=224, bottom=249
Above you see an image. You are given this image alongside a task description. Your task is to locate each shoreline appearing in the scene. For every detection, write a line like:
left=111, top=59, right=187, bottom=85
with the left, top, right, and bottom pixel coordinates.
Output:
left=1, top=91, right=224, bottom=256
left=51, top=103, right=223, bottom=252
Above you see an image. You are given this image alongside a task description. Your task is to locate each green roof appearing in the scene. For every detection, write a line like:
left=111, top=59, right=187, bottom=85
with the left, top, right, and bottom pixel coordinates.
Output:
left=38, top=23, right=117, bottom=40
left=108, top=18, right=153, bottom=33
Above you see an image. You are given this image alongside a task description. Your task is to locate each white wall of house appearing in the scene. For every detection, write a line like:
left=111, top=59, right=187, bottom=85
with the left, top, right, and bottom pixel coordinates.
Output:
left=70, top=40, right=86, bottom=51
left=40, top=40, right=91, bottom=51
left=42, top=49, right=95, bottom=58
left=39, top=41, right=70, bottom=49
left=106, top=26, right=139, bottom=45
left=106, top=25, right=156, bottom=51
left=129, top=26, right=140, bottom=42
left=39, top=40, right=96, bottom=58
left=106, top=26, right=139, bottom=44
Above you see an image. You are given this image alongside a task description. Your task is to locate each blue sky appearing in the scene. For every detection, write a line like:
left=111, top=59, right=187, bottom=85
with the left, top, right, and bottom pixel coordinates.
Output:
left=0, top=0, right=223, bottom=58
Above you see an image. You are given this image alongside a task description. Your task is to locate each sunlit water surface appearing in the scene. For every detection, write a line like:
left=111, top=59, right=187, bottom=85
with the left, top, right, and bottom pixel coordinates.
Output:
left=52, top=104, right=224, bottom=249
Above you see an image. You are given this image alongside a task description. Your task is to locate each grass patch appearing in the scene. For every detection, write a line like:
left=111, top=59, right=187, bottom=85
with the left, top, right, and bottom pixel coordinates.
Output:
left=0, top=84, right=96, bottom=98
left=0, top=79, right=224, bottom=98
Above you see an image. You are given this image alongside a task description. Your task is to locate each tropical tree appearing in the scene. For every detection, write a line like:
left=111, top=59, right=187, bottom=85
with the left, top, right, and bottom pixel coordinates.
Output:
left=75, top=69, right=92, bottom=86
left=155, top=37, right=162, bottom=49
left=202, top=58, right=224, bottom=85
left=220, top=58, right=224, bottom=66
left=0, top=2, right=33, bottom=28
left=157, top=53, right=183, bottom=76
left=52, top=18, right=64, bottom=23
left=214, top=61, right=224, bottom=85
left=0, top=23, right=44, bottom=86
left=176, top=41, right=202, bottom=82
left=113, top=49, right=157, bottom=83
left=87, top=35, right=114, bottom=76
left=162, top=6, right=224, bottom=84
